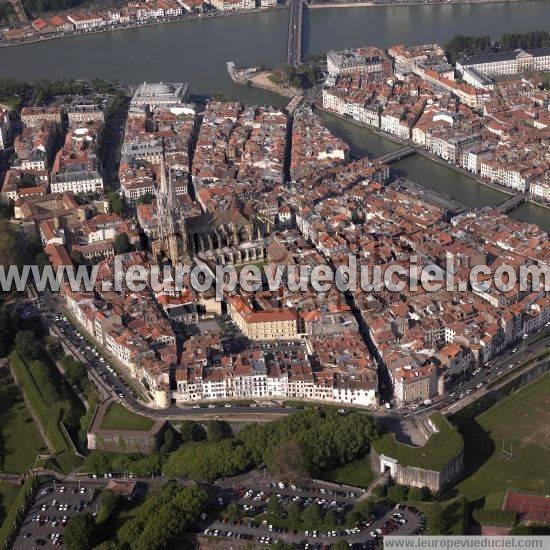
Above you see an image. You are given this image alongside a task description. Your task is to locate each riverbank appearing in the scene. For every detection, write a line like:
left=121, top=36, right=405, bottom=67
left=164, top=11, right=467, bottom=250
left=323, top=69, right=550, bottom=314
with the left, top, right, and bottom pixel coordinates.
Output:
left=314, top=105, right=550, bottom=209
left=0, top=4, right=286, bottom=49
left=306, top=0, right=534, bottom=8
left=230, top=68, right=299, bottom=98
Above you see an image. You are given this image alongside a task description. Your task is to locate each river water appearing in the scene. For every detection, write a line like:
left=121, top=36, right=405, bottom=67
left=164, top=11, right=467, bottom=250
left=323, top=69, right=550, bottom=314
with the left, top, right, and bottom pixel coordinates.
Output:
left=1, top=1, right=549, bottom=228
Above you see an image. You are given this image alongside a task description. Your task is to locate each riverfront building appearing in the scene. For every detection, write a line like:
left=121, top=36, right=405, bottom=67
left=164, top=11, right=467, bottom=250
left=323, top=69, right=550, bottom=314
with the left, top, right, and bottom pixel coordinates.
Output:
left=456, top=48, right=550, bottom=77
left=130, top=82, right=189, bottom=112
left=327, top=47, right=387, bottom=77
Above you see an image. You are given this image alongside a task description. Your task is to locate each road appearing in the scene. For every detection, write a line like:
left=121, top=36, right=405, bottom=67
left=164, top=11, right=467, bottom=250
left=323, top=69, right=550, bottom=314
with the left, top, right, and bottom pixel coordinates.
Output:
left=28, top=293, right=300, bottom=422
left=405, top=324, right=550, bottom=420
left=286, top=0, right=303, bottom=67
left=23, top=291, right=550, bottom=426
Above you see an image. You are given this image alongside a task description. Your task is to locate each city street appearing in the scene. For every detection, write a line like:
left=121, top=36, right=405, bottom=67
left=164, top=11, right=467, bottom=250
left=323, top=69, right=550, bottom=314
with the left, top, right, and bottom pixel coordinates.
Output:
left=24, top=290, right=550, bottom=426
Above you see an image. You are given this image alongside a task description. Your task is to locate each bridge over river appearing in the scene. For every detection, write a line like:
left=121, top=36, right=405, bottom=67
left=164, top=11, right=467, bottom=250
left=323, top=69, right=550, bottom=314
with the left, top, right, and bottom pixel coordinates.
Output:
left=286, top=0, right=303, bottom=67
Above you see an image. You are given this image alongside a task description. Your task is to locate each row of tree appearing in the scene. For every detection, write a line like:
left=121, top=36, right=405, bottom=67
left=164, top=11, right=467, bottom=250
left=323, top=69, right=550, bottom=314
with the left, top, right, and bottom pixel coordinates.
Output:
left=160, top=409, right=377, bottom=482
left=67, top=482, right=210, bottom=550
left=445, top=31, right=550, bottom=64
left=0, top=76, right=118, bottom=106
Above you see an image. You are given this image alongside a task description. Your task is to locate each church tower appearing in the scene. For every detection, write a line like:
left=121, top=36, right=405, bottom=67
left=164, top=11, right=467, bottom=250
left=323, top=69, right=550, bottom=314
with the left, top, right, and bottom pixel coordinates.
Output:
left=154, top=156, right=190, bottom=263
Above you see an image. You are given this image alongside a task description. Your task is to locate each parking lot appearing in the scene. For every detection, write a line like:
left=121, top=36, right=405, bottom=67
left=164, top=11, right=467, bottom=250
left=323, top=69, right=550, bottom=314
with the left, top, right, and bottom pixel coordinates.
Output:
left=202, top=474, right=424, bottom=547
left=13, top=481, right=102, bottom=549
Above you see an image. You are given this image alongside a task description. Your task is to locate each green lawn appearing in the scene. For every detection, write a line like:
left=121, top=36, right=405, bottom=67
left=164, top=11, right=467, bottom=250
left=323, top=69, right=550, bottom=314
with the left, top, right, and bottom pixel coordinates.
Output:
left=413, top=497, right=467, bottom=535
left=100, top=403, right=155, bottom=432
left=0, top=399, right=46, bottom=474
left=0, top=481, right=23, bottom=526
left=455, top=373, right=550, bottom=503
left=9, top=352, right=83, bottom=473
left=321, top=455, right=374, bottom=489
left=372, top=413, right=463, bottom=471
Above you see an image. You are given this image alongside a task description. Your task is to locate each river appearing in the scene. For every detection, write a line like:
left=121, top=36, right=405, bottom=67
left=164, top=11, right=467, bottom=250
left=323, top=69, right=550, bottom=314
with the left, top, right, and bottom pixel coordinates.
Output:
left=1, top=1, right=549, bottom=228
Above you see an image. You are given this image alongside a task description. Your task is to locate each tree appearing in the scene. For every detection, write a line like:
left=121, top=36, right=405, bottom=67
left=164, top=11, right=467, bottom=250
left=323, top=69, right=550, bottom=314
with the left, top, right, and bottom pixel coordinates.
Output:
left=510, top=523, right=550, bottom=535
left=371, top=484, right=387, bottom=499
left=225, top=501, right=239, bottom=521
left=136, top=192, right=155, bottom=205
left=286, top=501, right=301, bottom=524
left=0, top=220, right=27, bottom=272
left=421, top=486, right=433, bottom=501
left=303, top=502, right=322, bottom=526
left=407, top=487, right=423, bottom=502
left=332, top=540, right=350, bottom=550
left=267, top=495, right=283, bottom=519
left=354, top=497, right=376, bottom=520
left=268, top=440, right=308, bottom=481
left=162, top=440, right=250, bottom=482
left=206, top=419, right=231, bottom=442
left=159, top=425, right=179, bottom=454
left=178, top=420, right=206, bottom=443
left=127, top=453, right=164, bottom=477
left=107, top=191, right=124, bottom=215
left=426, top=502, right=445, bottom=535
left=0, top=306, right=18, bottom=357
left=324, top=510, right=337, bottom=526
left=96, top=490, right=124, bottom=523
left=15, top=330, right=40, bottom=360
left=114, top=232, right=132, bottom=255
left=84, top=451, right=110, bottom=475
left=387, top=484, right=408, bottom=504
left=346, top=509, right=361, bottom=526
left=118, top=484, right=208, bottom=550
left=64, top=513, right=96, bottom=550
left=70, top=249, right=85, bottom=266
left=0, top=196, right=13, bottom=219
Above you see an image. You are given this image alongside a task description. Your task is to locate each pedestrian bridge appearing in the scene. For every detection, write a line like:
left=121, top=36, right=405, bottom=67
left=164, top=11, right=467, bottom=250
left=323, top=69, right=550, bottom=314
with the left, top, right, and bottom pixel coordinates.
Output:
left=375, top=146, right=416, bottom=164
left=496, top=192, right=528, bottom=213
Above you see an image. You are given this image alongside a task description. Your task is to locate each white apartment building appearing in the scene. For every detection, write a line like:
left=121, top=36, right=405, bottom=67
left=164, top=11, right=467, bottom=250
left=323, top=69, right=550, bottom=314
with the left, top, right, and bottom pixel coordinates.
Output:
left=175, top=369, right=378, bottom=406
left=67, top=10, right=106, bottom=30
left=209, top=0, right=254, bottom=11
left=480, top=160, right=530, bottom=192
left=529, top=179, right=550, bottom=203
left=121, top=177, right=156, bottom=204
left=50, top=171, right=104, bottom=194
left=322, top=89, right=381, bottom=128
left=381, top=111, right=412, bottom=140
left=457, top=47, right=550, bottom=77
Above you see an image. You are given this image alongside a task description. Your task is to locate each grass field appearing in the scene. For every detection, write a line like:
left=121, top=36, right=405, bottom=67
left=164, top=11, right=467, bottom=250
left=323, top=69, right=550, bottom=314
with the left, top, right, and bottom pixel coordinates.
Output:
left=9, top=352, right=83, bottom=473
left=0, top=399, right=46, bottom=473
left=455, top=373, right=550, bottom=504
left=321, top=455, right=374, bottom=489
left=0, top=481, right=22, bottom=525
left=100, top=403, right=155, bottom=432
left=373, top=413, right=463, bottom=471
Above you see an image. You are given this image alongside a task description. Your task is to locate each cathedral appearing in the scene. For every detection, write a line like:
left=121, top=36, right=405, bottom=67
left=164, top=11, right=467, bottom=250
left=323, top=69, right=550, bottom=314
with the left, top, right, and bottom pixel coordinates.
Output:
left=153, top=161, right=269, bottom=265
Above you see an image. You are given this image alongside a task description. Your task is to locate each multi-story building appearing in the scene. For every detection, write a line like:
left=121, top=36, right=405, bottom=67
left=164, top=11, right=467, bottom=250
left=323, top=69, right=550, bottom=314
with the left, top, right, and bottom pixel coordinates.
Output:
left=457, top=47, right=550, bottom=77
left=209, top=0, right=255, bottom=10
left=67, top=10, right=107, bottom=30
left=327, top=47, right=385, bottom=77
left=227, top=296, right=300, bottom=341
left=129, top=81, right=189, bottom=112
left=50, top=123, right=104, bottom=194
